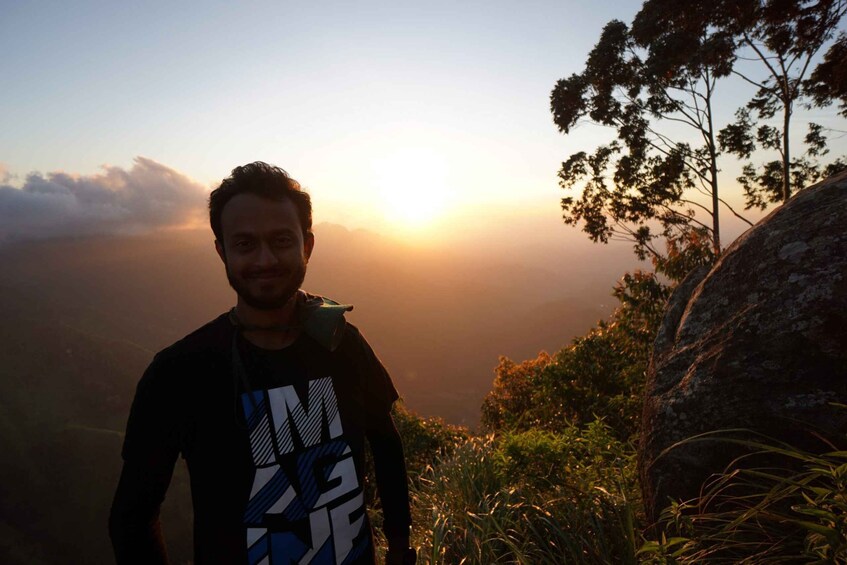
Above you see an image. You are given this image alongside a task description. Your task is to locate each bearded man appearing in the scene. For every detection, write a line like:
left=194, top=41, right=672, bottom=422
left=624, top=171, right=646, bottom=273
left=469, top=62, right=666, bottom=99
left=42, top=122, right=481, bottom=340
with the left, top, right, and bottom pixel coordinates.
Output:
left=109, top=162, right=415, bottom=565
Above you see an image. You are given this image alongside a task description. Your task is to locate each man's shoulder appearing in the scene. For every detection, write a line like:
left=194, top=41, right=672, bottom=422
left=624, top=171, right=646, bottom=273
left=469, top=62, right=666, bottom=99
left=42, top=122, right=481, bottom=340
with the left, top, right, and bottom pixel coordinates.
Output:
left=154, top=313, right=233, bottom=365
left=334, top=321, right=385, bottom=368
left=336, top=321, right=366, bottom=352
left=341, top=320, right=363, bottom=340
left=333, top=320, right=398, bottom=411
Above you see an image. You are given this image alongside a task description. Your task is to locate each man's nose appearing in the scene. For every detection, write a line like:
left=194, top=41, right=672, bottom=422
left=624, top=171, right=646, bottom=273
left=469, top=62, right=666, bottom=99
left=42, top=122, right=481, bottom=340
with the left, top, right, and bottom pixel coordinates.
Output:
left=255, top=242, right=279, bottom=266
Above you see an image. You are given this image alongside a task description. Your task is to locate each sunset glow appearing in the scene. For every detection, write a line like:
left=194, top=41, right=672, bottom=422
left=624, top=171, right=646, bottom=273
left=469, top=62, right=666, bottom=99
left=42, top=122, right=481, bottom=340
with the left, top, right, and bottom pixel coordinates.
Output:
left=373, top=148, right=453, bottom=229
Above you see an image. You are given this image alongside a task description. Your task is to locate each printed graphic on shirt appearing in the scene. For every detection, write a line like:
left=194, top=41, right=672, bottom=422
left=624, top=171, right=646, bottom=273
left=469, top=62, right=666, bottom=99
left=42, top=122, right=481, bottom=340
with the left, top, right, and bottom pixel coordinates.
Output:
left=242, top=377, right=369, bottom=565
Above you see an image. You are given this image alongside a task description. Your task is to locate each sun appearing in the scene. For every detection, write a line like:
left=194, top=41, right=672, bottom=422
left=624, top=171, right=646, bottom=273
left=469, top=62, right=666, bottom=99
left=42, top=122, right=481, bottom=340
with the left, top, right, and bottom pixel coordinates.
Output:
left=372, top=148, right=452, bottom=229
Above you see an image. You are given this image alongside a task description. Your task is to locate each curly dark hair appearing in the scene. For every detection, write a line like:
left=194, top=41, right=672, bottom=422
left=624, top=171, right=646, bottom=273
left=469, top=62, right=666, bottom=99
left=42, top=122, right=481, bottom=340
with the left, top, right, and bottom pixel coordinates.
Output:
left=209, top=161, right=312, bottom=242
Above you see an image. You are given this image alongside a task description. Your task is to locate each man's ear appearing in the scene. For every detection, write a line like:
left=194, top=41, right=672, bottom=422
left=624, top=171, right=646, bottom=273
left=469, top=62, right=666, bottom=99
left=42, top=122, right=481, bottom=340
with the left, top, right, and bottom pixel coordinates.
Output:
left=214, top=239, right=226, bottom=264
left=304, top=231, right=315, bottom=262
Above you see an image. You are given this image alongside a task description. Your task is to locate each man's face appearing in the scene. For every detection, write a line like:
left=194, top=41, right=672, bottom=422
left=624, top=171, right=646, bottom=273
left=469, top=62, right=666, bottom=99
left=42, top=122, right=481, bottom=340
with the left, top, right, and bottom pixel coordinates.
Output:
left=215, top=193, right=314, bottom=310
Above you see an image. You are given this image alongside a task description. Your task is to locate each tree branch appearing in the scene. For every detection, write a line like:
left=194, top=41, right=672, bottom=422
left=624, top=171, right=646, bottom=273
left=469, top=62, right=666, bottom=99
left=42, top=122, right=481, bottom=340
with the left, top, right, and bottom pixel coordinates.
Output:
left=680, top=198, right=714, bottom=217
left=660, top=204, right=712, bottom=232
left=742, top=33, right=782, bottom=80
left=718, top=197, right=755, bottom=227
left=730, top=68, right=769, bottom=90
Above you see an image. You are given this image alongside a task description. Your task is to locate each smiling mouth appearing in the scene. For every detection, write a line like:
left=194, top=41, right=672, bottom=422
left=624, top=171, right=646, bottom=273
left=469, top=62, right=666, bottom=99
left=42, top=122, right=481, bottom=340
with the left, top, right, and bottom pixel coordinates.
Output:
left=247, top=270, right=288, bottom=280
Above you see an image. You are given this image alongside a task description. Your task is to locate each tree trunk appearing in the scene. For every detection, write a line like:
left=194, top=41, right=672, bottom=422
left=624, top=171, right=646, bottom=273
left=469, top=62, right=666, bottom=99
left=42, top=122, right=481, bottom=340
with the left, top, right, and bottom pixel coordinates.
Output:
left=782, top=102, right=791, bottom=202
left=706, top=92, right=721, bottom=255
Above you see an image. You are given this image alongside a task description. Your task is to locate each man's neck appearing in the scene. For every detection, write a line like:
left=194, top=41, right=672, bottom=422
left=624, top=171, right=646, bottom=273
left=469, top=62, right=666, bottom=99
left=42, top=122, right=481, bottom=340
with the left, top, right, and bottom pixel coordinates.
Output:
left=235, top=294, right=300, bottom=350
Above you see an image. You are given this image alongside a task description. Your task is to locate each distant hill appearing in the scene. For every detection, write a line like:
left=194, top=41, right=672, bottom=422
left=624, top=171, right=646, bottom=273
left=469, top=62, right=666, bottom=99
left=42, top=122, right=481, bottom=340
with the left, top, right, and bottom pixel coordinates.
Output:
left=0, top=223, right=639, bottom=425
left=0, top=223, right=634, bottom=425
left=0, top=287, right=193, bottom=563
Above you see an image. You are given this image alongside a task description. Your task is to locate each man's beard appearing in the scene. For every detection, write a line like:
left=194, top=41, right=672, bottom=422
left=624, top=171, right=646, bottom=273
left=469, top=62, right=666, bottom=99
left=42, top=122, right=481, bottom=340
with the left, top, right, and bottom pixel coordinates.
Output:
left=225, top=259, right=307, bottom=311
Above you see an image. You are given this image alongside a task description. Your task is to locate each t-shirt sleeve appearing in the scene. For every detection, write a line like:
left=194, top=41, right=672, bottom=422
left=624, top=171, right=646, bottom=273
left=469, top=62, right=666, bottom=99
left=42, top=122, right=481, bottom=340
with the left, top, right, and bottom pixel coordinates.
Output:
left=343, top=325, right=411, bottom=539
left=121, top=353, right=186, bottom=463
left=342, top=324, right=399, bottom=420
left=111, top=353, right=186, bottom=563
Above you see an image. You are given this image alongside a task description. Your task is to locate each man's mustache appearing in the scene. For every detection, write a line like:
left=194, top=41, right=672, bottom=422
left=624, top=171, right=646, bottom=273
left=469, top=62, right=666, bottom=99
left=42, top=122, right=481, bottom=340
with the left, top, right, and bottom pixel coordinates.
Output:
left=245, top=268, right=290, bottom=278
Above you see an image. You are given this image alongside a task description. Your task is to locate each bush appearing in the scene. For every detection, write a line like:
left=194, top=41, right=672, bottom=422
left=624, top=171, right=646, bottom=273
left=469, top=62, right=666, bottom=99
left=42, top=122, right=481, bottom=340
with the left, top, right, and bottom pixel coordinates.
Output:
left=497, top=422, right=638, bottom=498
left=482, top=271, right=670, bottom=440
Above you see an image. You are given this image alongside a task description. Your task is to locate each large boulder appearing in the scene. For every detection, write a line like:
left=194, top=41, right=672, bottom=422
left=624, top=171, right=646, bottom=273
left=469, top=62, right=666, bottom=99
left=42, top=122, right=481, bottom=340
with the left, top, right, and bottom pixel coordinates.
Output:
left=639, top=171, right=847, bottom=523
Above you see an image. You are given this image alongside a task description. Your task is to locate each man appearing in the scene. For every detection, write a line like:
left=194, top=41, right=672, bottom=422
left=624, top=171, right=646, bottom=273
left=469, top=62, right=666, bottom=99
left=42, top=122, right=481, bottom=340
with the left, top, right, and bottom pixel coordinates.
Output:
left=110, top=162, right=415, bottom=565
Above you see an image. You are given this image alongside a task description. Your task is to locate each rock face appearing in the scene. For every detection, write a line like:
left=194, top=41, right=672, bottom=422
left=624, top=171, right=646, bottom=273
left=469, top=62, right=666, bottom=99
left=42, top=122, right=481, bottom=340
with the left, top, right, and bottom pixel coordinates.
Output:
left=639, top=171, right=847, bottom=523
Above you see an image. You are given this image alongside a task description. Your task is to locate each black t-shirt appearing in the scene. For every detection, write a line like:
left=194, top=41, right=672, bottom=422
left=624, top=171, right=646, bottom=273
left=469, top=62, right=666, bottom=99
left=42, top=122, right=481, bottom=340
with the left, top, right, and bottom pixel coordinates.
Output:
left=119, top=314, right=403, bottom=565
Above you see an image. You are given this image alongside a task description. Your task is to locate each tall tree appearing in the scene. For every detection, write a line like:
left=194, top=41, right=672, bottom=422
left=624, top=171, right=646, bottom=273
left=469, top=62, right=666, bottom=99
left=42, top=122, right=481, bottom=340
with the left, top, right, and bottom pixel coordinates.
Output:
left=551, top=18, right=740, bottom=267
left=553, top=0, right=847, bottom=268
left=715, top=0, right=847, bottom=205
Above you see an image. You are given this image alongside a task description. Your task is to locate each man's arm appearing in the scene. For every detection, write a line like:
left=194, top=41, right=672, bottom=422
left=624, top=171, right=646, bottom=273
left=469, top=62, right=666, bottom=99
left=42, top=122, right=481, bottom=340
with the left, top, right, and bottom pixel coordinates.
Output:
left=343, top=324, right=415, bottom=563
left=367, top=410, right=413, bottom=563
left=109, top=453, right=177, bottom=564
left=109, top=355, right=182, bottom=564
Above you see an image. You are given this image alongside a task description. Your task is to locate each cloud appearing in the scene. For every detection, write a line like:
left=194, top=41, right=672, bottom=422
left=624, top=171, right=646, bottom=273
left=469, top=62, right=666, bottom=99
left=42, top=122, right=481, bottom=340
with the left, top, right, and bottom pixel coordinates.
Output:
left=0, top=157, right=207, bottom=243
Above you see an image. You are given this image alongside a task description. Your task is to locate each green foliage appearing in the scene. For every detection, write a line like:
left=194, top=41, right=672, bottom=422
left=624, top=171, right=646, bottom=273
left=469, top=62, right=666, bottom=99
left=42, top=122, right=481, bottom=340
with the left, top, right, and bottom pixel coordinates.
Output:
left=640, top=428, right=847, bottom=563
left=497, top=424, right=637, bottom=497
left=391, top=402, right=469, bottom=481
left=480, top=352, right=553, bottom=434
left=409, top=426, right=642, bottom=565
left=482, top=270, right=670, bottom=440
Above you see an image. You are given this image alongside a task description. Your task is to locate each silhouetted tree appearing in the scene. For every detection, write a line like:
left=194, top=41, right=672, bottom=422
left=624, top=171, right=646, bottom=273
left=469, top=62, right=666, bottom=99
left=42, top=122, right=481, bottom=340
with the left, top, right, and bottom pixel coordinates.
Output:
left=551, top=18, right=742, bottom=264
left=710, top=0, right=847, bottom=204
left=552, top=0, right=847, bottom=264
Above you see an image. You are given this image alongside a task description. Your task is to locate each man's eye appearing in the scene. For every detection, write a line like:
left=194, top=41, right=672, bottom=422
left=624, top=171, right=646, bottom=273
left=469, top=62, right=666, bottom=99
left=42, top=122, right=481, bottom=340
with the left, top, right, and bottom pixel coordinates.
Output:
left=234, top=240, right=253, bottom=249
left=274, top=236, right=293, bottom=246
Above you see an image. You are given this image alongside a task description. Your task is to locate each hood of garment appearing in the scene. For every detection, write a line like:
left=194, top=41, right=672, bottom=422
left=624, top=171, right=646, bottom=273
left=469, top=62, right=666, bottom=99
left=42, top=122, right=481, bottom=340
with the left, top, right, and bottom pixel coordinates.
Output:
left=297, top=291, right=354, bottom=351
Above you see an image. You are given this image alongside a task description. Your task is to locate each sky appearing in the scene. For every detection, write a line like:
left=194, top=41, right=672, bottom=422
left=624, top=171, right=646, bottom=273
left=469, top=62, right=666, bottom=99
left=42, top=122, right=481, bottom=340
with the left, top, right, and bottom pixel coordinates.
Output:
left=1, top=0, right=845, bottom=245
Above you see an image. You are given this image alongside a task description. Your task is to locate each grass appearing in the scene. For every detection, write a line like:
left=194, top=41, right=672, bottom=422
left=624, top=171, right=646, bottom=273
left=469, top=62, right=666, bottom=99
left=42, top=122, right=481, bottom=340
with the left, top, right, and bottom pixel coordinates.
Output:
left=639, top=428, right=847, bottom=564
left=373, top=415, right=847, bottom=564
left=401, top=423, right=642, bottom=564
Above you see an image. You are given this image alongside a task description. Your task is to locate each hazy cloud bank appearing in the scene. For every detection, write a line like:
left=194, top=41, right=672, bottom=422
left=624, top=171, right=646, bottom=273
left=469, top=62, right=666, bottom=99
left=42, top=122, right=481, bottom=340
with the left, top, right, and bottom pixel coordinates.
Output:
left=0, top=157, right=206, bottom=243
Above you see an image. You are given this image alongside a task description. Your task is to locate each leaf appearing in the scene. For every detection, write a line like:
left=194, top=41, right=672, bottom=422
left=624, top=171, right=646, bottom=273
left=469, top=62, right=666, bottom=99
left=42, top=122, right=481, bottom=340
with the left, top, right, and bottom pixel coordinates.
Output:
left=788, top=519, right=837, bottom=539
